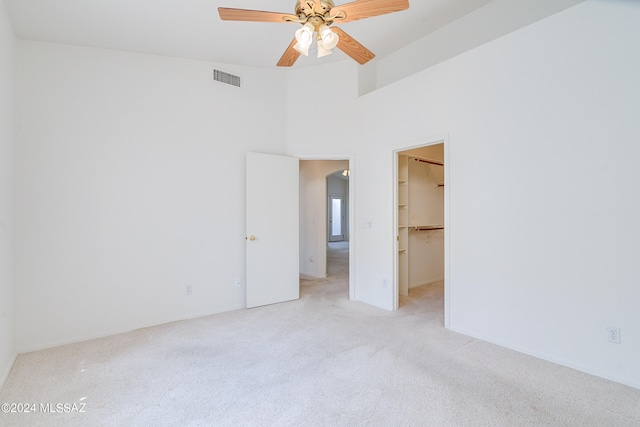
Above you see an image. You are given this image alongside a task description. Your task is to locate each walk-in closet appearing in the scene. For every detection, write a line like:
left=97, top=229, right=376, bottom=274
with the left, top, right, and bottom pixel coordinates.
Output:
left=397, top=143, right=445, bottom=299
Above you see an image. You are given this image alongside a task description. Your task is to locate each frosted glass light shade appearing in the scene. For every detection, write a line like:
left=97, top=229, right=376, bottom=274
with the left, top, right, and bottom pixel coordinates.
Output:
left=317, top=39, right=333, bottom=58
left=294, top=23, right=314, bottom=56
left=293, top=42, right=310, bottom=56
left=319, top=25, right=339, bottom=50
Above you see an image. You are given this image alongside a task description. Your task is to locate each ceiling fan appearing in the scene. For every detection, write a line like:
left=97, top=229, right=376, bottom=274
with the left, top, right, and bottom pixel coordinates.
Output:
left=218, top=0, right=410, bottom=67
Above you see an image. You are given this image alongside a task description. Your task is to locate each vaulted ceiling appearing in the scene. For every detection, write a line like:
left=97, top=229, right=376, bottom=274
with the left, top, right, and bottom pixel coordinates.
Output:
left=4, top=0, right=581, bottom=68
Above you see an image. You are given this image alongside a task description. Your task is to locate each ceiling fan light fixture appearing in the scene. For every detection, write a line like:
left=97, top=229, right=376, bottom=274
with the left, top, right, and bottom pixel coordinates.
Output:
left=294, top=22, right=315, bottom=53
left=218, top=0, right=409, bottom=67
left=317, top=39, right=333, bottom=58
left=293, top=42, right=310, bottom=56
left=319, top=24, right=339, bottom=50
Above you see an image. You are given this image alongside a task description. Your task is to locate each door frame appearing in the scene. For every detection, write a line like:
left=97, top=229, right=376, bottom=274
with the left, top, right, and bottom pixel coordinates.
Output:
left=297, top=154, right=355, bottom=301
left=392, top=136, right=451, bottom=328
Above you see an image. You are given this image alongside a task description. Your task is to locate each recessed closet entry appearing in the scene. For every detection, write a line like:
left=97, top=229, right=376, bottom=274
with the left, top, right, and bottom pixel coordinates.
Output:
left=397, top=143, right=445, bottom=304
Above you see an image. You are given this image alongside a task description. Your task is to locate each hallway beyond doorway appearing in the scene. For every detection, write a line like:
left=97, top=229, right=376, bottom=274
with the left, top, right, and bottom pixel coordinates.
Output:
left=327, top=241, right=348, bottom=279
left=300, top=241, right=349, bottom=296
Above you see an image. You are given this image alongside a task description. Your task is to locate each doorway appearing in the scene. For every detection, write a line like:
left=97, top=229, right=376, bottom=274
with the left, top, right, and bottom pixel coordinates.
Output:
left=328, top=195, right=345, bottom=242
left=327, top=167, right=349, bottom=244
left=299, top=158, right=354, bottom=299
left=394, top=138, right=449, bottom=326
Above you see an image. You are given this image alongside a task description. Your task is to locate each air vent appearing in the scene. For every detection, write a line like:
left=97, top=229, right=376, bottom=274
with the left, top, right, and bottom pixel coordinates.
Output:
left=213, top=69, right=241, bottom=87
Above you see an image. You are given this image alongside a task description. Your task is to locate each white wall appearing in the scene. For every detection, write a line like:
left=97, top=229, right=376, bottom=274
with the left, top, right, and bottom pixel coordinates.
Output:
left=373, top=0, right=585, bottom=91
left=14, top=41, right=288, bottom=351
left=0, top=0, right=16, bottom=387
left=407, top=159, right=444, bottom=227
left=299, top=160, right=348, bottom=278
left=288, top=0, right=640, bottom=388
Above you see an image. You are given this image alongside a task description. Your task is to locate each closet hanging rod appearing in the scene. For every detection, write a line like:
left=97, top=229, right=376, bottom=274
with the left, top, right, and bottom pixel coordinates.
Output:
left=413, top=226, right=444, bottom=231
left=412, top=156, right=444, bottom=166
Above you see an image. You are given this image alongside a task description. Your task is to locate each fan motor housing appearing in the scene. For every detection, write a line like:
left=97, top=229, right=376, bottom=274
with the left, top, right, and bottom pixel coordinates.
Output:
left=295, top=1, right=335, bottom=18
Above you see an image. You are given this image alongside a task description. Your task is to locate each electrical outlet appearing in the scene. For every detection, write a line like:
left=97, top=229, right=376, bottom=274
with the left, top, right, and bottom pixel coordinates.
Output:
left=607, top=326, right=620, bottom=344
left=185, top=285, right=192, bottom=295
left=235, top=278, right=241, bottom=288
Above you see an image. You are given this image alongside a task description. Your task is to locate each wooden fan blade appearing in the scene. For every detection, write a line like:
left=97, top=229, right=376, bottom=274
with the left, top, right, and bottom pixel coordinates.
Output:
left=332, top=27, right=375, bottom=65
left=333, top=0, right=409, bottom=23
left=277, top=38, right=302, bottom=67
left=218, top=8, right=298, bottom=23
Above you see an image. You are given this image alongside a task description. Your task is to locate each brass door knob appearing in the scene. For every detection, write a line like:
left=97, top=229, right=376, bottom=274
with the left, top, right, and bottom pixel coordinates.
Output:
left=248, top=235, right=256, bottom=241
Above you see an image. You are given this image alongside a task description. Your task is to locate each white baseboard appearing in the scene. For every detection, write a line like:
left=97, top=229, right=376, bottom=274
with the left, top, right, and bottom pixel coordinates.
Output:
left=300, top=273, right=327, bottom=280
left=409, top=278, right=444, bottom=289
left=16, top=306, right=243, bottom=354
left=448, top=325, right=640, bottom=391
left=1, top=352, right=17, bottom=389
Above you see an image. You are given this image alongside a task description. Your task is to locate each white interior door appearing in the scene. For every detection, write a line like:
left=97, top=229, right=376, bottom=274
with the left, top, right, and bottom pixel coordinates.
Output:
left=246, top=152, right=299, bottom=308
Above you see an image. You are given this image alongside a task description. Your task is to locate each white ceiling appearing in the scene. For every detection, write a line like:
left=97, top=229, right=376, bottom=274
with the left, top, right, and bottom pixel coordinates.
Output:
left=4, top=0, right=496, bottom=68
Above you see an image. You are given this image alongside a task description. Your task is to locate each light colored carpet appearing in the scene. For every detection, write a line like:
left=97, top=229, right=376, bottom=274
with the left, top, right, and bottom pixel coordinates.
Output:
left=1, top=242, right=639, bottom=426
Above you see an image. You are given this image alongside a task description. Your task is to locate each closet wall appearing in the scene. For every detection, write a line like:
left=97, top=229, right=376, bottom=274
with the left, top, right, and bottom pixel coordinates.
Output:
left=398, top=144, right=445, bottom=296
